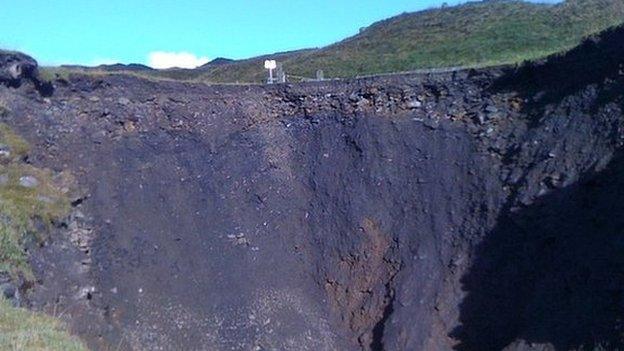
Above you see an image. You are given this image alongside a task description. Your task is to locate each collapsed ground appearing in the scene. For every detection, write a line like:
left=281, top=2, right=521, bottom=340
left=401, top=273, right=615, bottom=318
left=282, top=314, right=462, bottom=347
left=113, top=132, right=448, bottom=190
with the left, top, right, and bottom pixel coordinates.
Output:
left=1, top=25, right=624, bottom=351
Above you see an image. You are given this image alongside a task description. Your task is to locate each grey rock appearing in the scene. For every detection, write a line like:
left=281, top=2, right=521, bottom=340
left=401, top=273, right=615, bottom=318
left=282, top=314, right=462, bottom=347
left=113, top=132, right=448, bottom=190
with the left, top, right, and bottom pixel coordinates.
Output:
left=19, top=175, right=39, bottom=188
left=406, top=100, right=422, bottom=109
left=118, top=97, right=131, bottom=106
left=0, top=144, right=11, bottom=158
left=0, top=174, right=9, bottom=186
left=356, top=98, right=370, bottom=109
left=90, top=130, right=107, bottom=144
left=485, top=105, right=499, bottom=113
left=477, top=113, right=487, bottom=124
left=0, top=51, right=39, bottom=87
left=0, top=282, right=20, bottom=307
left=37, top=195, right=54, bottom=204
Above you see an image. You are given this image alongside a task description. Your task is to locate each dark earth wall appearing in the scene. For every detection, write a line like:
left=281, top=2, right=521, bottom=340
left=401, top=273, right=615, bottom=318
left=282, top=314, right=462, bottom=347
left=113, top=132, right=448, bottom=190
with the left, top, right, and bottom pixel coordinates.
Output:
left=1, top=24, right=624, bottom=351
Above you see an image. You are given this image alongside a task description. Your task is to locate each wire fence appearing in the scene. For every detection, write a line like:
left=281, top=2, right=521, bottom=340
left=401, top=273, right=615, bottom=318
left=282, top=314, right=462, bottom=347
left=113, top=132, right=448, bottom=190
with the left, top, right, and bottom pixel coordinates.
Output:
left=283, top=64, right=500, bottom=83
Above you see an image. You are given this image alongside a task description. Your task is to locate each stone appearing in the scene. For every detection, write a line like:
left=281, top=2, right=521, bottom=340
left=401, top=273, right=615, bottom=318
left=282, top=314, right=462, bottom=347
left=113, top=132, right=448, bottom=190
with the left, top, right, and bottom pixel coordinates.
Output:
left=37, top=195, right=54, bottom=204
left=0, top=144, right=11, bottom=159
left=0, top=282, right=19, bottom=307
left=356, top=98, right=370, bottom=109
left=406, top=100, right=422, bottom=109
left=0, top=51, right=38, bottom=85
left=485, top=105, right=499, bottom=113
left=118, top=97, right=131, bottom=106
left=8, top=61, right=36, bottom=80
left=477, top=113, right=487, bottom=124
left=19, top=175, right=39, bottom=188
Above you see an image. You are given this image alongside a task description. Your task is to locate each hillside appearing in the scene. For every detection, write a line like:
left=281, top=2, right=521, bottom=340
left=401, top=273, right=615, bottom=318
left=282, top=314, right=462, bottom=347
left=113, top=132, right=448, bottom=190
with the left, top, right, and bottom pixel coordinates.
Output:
left=160, top=0, right=620, bottom=83
left=41, top=0, right=624, bottom=84
left=197, top=0, right=624, bottom=82
left=154, top=48, right=313, bottom=82
left=290, top=0, right=623, bottom=75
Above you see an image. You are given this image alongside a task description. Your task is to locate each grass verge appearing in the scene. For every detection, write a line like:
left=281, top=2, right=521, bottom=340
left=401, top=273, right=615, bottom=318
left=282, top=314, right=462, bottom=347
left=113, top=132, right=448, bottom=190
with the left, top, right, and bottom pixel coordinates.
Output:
left=0, top=297, right=87, bottom=351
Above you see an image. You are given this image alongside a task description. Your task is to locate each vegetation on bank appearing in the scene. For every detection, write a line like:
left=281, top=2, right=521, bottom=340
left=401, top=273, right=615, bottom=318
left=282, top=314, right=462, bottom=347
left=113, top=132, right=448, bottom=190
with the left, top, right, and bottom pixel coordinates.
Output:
left=0, top=123, right=71, bottom=277
left=0, top=297, right=87, bottom=351
left=0, top=103, right=85, bottom=350
left=37, top=67, right=71, bottom=83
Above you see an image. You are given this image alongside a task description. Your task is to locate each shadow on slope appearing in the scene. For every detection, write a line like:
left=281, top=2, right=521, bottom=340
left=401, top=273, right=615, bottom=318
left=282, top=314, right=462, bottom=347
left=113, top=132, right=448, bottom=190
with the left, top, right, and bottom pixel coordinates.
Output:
left=452, top=151, right=624, bottom=350
left=491, top=24, right=624, bottom=119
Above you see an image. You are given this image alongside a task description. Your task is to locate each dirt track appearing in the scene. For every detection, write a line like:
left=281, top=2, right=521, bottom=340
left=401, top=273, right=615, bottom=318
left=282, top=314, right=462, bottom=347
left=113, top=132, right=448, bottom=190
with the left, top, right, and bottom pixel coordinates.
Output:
left=2, top=25, right=624, bottom=351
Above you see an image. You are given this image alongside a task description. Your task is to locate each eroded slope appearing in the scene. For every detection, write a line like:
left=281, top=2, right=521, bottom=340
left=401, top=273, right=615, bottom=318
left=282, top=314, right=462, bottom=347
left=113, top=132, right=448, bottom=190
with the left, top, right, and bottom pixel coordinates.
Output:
left=1, top=24, right=624, bottom=351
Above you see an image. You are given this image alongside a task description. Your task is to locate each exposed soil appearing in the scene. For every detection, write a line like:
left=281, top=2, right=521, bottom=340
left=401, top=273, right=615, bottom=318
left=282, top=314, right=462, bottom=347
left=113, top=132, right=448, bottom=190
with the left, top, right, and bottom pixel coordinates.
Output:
left=1, top=25, right=624, bottom=351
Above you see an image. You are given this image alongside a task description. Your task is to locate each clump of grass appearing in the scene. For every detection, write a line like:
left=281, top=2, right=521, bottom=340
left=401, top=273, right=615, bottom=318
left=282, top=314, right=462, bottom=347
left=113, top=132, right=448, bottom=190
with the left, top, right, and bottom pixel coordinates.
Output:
left=0, top=124, right=30, bottom=160
left=38, top=67, right=72, bottom=83
left=0, top=103, right=9, bottom=118
left=0, top=123, right=70, bottom=278
left=0, top=297, right=87, bottom=351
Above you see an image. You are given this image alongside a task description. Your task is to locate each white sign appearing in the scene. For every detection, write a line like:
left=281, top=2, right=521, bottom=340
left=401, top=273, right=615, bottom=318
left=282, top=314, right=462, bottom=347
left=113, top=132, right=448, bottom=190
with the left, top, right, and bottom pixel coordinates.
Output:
left=264, top=60, right=277, bottom=70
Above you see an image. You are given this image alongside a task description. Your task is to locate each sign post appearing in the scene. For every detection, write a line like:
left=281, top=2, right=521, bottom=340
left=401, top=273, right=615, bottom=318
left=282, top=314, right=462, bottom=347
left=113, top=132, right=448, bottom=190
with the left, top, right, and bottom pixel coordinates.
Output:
left=264, top=60, right=277, bottom=84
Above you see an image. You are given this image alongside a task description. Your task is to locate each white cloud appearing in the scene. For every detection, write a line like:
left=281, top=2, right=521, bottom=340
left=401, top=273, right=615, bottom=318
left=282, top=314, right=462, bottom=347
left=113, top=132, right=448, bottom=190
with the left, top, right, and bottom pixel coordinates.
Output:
left=147, top=51, right=210, bottom=69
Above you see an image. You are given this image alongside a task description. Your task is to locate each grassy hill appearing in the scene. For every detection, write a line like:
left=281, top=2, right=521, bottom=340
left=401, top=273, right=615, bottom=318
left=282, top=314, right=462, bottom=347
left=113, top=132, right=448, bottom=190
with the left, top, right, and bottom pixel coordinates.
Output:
left=194, top=0, right=624, bottom=83
left=42, top=0, right=624, bottom=84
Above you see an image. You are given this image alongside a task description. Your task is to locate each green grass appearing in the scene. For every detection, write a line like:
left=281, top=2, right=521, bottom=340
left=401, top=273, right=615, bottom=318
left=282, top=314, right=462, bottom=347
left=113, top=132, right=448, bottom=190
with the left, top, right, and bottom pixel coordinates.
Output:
left=0, top=124, right=30, bottom=159
left=38, top=67, right=72, bottom=83
left=0, top=124, right=70, bottom=279
left=0, top=298, right=87, bottom=351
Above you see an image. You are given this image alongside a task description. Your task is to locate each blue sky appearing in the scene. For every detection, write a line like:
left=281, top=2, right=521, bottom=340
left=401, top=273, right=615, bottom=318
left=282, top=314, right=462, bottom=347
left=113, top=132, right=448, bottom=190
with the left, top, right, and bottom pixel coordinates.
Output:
left=0, top=0, right=559, bottom=68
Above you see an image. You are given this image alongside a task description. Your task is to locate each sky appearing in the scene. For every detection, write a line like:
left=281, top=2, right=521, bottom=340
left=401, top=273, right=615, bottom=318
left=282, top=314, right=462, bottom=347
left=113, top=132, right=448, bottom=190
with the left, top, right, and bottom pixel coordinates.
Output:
left=0, top=0, right=559, bottom=68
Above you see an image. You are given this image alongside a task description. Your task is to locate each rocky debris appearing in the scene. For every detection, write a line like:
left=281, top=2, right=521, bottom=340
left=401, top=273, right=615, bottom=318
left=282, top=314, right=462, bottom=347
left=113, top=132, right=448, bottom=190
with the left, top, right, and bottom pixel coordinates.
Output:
left=227, top=233, right=251, bottom=247
left=23, top=194, right=108, bottom=349
left=0, top=51, right=52, bottom=95
left=0, top=51, right=37, bottom=83
left=0, top=51, right=37, bottom=85
left=264, top=68, right=508, bottom=133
